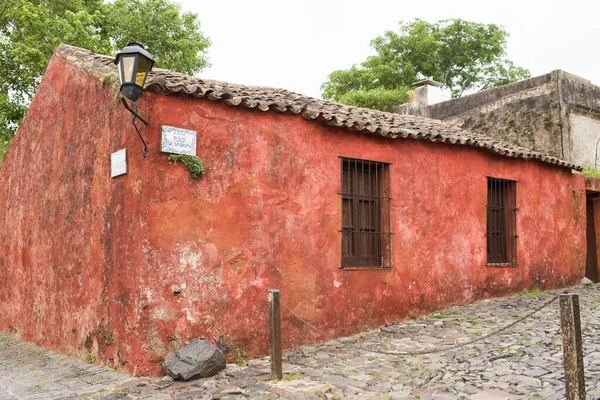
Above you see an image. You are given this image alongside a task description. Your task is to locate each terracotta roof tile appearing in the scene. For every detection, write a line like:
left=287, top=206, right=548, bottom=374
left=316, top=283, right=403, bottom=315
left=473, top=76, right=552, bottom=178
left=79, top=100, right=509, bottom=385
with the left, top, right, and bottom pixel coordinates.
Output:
left=54, top=44, right=580, bottom=171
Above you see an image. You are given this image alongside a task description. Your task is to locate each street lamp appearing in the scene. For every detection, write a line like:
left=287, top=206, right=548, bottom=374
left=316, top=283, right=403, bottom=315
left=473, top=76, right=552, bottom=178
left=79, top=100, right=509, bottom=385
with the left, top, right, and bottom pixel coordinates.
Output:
left=114, top=43, right=155, bottom=157
left=114, top=42, right=155, bottom=102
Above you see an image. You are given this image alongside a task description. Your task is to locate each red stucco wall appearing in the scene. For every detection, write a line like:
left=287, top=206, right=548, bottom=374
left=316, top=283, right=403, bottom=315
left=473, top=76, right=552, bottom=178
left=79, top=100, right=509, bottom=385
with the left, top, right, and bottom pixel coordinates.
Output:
left=0, top=54, right=587, bottom=375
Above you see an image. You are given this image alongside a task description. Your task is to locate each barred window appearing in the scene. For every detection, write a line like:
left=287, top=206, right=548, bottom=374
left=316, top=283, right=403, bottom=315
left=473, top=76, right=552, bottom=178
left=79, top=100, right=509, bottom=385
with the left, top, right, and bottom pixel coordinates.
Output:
left=340, top=158, right=392, bottom=268
left=486, top=177, right=518, bottom=266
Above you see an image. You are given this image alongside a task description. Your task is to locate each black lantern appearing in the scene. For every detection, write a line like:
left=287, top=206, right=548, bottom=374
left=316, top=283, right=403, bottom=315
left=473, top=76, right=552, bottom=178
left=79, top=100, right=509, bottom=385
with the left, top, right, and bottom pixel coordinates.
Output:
left=114, top=43, right=155, bottom=102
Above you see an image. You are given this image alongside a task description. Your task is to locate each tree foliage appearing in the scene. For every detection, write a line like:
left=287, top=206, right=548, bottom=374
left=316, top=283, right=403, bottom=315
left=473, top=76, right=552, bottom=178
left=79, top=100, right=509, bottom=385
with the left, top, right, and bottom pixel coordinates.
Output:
left=0, top=0, right=211, bottom=161
left=321, top=19, right=530, bottom=111
left=0, top=135, right=10, bottom=164
left=336, top=88, right=410, bottom=113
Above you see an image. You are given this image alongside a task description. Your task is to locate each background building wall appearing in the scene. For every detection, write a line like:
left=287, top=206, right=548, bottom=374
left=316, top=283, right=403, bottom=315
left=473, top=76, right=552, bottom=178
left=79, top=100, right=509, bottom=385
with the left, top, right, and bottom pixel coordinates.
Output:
left=569, top=113, right=600, bottom=167
left=560, top=72, right=600, bottom=167
left=396, top=70, right=600, bottom=168
left=0, top=55, right=587, bottom=376
left=396, top=73, right=564, bottom=159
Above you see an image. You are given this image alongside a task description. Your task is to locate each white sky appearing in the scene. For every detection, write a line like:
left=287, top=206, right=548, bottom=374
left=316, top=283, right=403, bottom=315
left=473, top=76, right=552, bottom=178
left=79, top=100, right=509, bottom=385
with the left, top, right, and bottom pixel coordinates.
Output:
left=178, top=0, right=600, bottom=99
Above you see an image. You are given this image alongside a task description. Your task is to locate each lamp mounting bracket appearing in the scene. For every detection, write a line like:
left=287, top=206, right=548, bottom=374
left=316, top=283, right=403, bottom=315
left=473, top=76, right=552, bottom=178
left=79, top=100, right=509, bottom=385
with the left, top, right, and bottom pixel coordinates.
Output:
left=121, top=97, right=150, bottom=125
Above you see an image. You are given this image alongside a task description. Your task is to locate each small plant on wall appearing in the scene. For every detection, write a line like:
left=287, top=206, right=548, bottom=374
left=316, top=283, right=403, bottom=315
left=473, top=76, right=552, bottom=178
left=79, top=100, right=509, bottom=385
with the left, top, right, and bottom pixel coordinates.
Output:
left=168, top=154, right=205, bottom=178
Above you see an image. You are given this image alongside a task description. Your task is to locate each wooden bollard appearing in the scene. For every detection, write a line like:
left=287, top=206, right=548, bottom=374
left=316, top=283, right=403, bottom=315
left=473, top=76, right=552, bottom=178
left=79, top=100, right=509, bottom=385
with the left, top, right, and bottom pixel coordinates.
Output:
left=559, top=293, right=586, bottom=400
left=268, top=289, right=283, bottom=380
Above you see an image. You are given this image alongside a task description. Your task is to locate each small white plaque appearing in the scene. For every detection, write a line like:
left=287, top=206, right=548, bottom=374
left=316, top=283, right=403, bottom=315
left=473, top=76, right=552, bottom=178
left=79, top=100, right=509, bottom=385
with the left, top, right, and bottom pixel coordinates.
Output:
left=161, top=126, right=197, bottom=156
left=111, top=149, right=127, bottom=178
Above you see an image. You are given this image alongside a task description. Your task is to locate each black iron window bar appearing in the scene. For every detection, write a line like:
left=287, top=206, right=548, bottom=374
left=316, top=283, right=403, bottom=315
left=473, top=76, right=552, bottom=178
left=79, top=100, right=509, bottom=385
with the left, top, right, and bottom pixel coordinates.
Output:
left=340, top=157, right=392, bottom=268
left=486, top=177, right=518, bottom=266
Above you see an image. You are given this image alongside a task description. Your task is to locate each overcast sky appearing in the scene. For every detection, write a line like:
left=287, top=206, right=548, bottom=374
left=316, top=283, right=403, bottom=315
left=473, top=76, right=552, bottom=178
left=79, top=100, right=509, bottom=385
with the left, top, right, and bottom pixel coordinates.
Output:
left=178, top=0, right=600, bottom=100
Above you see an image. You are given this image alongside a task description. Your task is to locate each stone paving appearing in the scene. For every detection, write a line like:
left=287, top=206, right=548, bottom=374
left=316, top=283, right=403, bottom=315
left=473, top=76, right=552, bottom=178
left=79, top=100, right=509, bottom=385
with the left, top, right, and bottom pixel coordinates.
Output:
left=2, top=284, right=600, bottom=399
left=0, top=334, right=135, bottom=399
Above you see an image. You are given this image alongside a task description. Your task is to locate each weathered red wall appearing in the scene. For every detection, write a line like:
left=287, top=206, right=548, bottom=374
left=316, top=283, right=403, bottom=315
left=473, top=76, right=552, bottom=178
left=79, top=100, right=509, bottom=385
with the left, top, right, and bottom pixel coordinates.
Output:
left=0, top=54, right=587, bottom=375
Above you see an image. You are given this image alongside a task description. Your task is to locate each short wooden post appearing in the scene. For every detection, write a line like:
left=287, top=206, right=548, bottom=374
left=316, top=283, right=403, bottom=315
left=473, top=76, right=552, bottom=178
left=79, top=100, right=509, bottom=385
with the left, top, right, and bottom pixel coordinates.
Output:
left=268, top=289, right=283, bottom=380
left=560, top=293, right=586, bottom=400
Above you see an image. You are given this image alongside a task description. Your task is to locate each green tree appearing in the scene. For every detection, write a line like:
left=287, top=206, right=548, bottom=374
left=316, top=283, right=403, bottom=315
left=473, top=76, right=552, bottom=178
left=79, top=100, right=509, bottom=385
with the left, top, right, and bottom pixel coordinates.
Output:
left=0, top=136, right=10, bottom=164
left=321, top=19, right=530, bottom=112
left=0, top=0, right=211, bottom=163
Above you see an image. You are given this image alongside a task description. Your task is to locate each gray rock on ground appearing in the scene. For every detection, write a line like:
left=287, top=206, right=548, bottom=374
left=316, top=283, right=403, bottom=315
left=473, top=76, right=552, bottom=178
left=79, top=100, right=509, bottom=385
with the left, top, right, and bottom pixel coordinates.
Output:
left=163, top=339, right=226, bottom=381
left=582, top=277, right=593, bottom=285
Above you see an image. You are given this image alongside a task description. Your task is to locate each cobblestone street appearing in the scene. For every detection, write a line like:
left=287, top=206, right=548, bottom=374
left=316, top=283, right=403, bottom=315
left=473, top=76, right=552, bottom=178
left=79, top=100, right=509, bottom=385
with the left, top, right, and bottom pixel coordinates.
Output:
left=1, top=284, right=600, bottom=399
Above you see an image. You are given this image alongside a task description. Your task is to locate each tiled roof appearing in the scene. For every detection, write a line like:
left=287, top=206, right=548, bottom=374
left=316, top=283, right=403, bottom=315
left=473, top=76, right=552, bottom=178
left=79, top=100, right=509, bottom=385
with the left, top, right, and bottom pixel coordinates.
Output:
left=55, top=44, right=579, bottom=170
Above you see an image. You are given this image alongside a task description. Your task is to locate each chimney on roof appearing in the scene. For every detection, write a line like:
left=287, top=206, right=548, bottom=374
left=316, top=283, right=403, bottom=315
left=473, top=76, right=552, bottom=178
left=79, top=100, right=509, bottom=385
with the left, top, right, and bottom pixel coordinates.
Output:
left=411, top=79, right=448, bottom=107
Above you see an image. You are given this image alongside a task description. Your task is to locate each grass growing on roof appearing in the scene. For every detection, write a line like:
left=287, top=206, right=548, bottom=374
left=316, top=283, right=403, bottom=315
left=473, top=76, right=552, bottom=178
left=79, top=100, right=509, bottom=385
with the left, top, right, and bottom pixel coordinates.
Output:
left=579, top=162, right=600, bottom=179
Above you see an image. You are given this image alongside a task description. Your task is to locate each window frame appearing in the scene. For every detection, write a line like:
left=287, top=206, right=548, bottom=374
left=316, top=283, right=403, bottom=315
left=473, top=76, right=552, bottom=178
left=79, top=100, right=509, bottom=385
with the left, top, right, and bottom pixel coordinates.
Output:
left=339, top=157, right=392, bottom=269
left=485, top=176, right=518, bottom=267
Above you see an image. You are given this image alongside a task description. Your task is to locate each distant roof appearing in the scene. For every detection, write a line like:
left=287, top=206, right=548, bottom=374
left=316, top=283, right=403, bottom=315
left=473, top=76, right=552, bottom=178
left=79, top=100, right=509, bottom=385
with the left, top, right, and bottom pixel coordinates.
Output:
left=54, top=44, right=579, bottom=171
left=413, top=79, right=443, bottom=88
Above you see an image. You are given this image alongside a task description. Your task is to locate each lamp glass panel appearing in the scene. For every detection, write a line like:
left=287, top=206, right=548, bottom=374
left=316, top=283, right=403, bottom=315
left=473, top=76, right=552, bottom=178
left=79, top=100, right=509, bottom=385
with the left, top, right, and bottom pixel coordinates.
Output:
left=135, top=56, right=152, bottom=87
left=120, top=55, right=136, bottom=84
